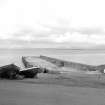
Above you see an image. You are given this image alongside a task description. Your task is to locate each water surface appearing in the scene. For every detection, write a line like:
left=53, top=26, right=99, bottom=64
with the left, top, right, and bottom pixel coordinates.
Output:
left=0, top=48, right=105, bottom=67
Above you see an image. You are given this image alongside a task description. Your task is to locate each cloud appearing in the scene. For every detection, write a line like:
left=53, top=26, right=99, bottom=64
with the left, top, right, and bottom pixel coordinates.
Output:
left=0, top=0, right=105, bottom=48
left=1, top=24, right=105, bottom=48
left=49, top=31, right=105, bottom=45
left=1, top=28, right=105, bottom=48
left=41, top=21, right=105, bottom=45
left=79, top=28, right=105, bottom=35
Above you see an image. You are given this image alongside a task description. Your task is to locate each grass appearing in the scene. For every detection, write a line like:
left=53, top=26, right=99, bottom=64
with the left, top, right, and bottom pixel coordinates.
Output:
left=0, top=74, right=105, bottom=105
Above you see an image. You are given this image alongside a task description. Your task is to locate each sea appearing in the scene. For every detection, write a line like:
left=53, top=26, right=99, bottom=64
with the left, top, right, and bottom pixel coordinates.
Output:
left=0, top=48, right=105, bottom=67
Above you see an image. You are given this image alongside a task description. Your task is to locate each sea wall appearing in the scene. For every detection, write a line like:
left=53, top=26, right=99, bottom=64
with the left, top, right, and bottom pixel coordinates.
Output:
left=22, top=55, right=105, bottom=73
left=39, top=55, right=97, bottom=71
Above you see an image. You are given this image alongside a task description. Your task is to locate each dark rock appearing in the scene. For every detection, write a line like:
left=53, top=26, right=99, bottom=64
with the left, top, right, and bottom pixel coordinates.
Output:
left=0, top=64, right=20, bottom=79
left=19, top=67, right=39, bottom=78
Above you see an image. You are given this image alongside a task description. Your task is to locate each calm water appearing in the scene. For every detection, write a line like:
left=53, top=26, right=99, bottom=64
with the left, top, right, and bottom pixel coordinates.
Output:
left=0, top=48, right=105, bottom=67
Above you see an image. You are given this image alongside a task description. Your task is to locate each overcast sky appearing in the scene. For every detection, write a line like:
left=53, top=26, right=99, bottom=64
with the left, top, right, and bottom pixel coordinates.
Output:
left=0, top=0, right=105, bottom=48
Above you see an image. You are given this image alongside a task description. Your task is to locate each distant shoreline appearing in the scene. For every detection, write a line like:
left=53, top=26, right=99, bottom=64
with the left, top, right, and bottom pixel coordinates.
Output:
left=0, top=48, right=105, bottom=50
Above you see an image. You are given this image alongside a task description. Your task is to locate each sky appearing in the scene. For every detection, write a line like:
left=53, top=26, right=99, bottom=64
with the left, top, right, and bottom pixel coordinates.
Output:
left=0, top=0, right=105, bottom=48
